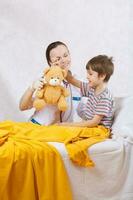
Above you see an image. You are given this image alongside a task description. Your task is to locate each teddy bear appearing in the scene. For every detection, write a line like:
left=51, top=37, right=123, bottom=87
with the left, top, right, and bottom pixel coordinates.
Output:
left=33, top=66, right=69, bottom=111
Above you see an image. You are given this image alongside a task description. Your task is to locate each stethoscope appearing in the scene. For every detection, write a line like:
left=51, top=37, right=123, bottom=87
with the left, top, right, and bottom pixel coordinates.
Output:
left=60, top=81, right=73, bottom=122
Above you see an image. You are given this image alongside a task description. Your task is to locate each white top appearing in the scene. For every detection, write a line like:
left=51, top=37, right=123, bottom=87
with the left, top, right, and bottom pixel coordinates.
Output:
left=30, top=82, right=81, bottom=125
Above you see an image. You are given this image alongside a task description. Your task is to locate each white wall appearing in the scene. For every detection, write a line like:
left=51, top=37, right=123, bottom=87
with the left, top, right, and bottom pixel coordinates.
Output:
left=0, top=0, right=132, bottom=121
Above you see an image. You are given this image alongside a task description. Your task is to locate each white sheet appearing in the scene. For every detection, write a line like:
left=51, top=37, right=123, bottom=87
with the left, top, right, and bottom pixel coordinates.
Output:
left=49, top=137, right=133, bottom=200
left=48, top=96, right=133, bottom=200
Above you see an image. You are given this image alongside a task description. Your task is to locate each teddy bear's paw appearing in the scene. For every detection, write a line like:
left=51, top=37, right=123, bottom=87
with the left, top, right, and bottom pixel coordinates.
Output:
left=33, top=99, right=46, bottom=111
left=63, top=89, right=70, bottom=97
left=58, top=102, right=67, bottom=112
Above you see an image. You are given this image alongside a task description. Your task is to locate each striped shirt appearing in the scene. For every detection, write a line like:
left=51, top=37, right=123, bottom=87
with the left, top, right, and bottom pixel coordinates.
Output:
left=77, top=82, right=114, bottom=128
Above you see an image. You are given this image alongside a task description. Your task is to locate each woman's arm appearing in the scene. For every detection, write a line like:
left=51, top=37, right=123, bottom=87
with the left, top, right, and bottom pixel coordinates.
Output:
left=19, top=77, right=44, bottom=111
left=19, top=87, right=35, bottom=110
left=66, top=71, right=82, bottom=88
left=59, top=115, right=104, bottom=128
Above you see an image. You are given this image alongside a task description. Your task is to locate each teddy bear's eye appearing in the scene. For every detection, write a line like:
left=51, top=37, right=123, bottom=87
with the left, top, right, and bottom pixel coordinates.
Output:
left=57, top=77, right=59, bottom=79
left=51, top=77, right=54, bottom=79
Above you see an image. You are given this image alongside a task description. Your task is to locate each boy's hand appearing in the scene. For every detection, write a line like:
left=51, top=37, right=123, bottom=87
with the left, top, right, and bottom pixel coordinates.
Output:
left=66, top=70, right=73, bottom=80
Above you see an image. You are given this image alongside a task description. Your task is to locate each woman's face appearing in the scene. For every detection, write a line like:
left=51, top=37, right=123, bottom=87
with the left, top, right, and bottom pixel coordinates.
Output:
left=49, top=45, right=71, bottom=71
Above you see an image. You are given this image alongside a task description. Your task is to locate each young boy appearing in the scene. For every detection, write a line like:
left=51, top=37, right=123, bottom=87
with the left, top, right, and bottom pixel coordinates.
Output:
left=60, top=55, right=114, bottom=129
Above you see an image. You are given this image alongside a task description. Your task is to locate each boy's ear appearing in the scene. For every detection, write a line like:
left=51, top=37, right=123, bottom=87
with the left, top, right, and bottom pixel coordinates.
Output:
left=100, top=74, right=106, bottom=81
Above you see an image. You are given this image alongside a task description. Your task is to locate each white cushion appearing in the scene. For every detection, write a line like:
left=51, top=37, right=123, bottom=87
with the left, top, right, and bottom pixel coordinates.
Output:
left=49, top=139, right=121, bottom=156
left=112, top=96, right=133, bottom=139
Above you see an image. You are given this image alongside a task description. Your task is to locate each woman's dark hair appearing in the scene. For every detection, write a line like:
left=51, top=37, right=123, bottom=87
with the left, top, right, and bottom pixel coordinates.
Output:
left=46, top=41, right=68, bottom=65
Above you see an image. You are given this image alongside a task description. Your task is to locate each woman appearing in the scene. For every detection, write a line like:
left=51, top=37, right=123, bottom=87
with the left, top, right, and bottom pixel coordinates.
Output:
left=19, top=41, right=81, bottom=125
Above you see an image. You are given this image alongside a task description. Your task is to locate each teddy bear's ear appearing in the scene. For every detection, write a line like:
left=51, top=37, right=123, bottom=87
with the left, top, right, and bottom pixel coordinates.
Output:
left=44, top=67, right=51, bottom=75
left=62, top=69, right=67, bottom=78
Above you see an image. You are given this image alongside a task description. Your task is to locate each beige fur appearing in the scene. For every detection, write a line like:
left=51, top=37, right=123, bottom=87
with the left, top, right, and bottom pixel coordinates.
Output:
left=33, top=66, right=69, bottom=111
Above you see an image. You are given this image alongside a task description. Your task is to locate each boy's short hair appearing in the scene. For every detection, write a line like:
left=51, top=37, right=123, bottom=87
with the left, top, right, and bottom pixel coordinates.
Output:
left=86, top=55, right=114, bottom=82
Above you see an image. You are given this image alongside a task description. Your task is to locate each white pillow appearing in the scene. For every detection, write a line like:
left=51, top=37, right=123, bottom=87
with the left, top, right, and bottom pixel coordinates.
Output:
left=112, top=96, right=133, bottom=140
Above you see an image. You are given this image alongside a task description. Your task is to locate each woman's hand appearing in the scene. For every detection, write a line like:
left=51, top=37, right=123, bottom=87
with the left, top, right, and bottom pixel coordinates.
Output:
left=31, top=77, right=44, bottom=91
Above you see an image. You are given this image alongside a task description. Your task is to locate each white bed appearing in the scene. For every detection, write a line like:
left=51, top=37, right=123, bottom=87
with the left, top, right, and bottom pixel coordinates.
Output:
left=50, top=96, right=133, bottom=200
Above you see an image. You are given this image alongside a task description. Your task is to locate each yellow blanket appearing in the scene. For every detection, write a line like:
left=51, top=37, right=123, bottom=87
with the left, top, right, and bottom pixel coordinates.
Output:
left=0, top=121, right=73, bottom=200
left=0, top=120, right=110, bottom=200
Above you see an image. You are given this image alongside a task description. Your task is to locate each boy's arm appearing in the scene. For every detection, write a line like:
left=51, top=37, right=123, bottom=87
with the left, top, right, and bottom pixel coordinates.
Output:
left=58, top=115, right=104, bottom=127
left=66, top=71, right=82, bottom=88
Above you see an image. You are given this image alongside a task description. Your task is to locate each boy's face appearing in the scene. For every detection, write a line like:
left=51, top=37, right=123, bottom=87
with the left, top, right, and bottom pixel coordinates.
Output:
left=87, top=67, right=105, bottom=88
left=49, top=45, right=71, bottom=72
